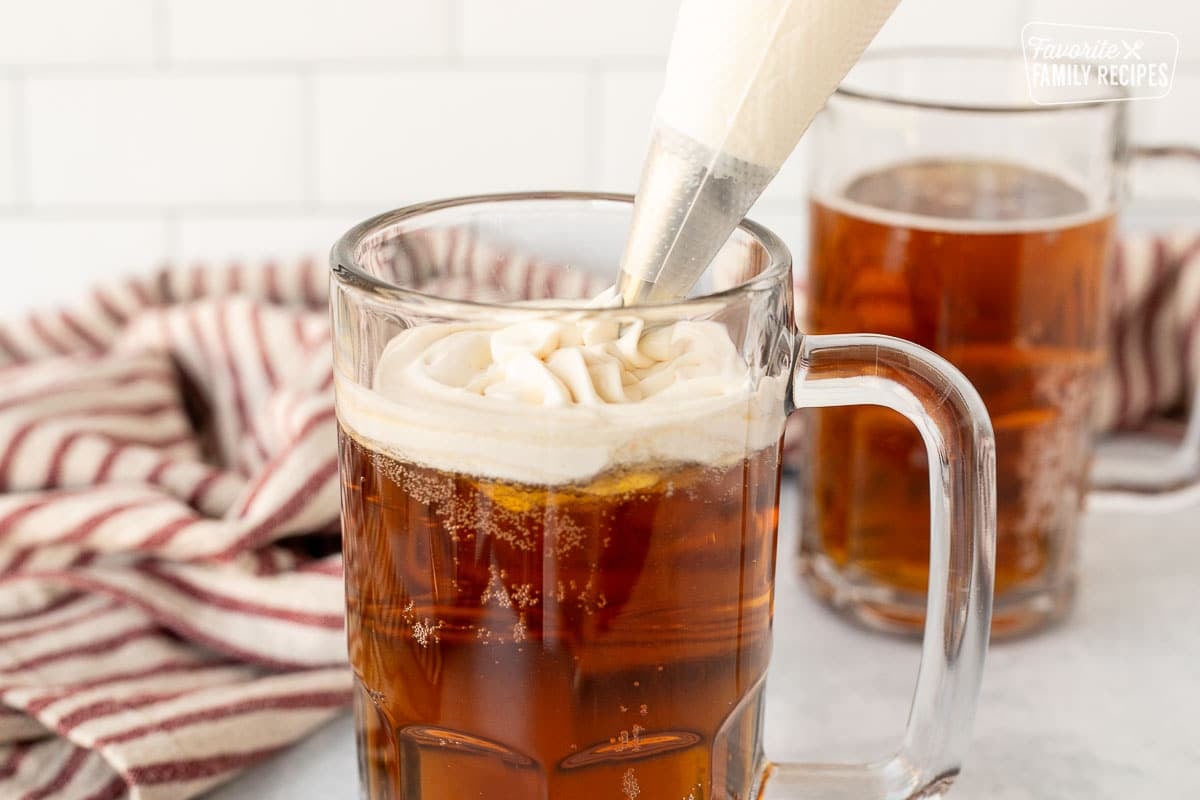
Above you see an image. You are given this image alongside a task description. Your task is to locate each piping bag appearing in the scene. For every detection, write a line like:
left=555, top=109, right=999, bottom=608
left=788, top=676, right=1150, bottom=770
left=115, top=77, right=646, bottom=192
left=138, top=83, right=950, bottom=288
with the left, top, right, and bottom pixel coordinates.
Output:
left=615, top=0, right=901, bottom=306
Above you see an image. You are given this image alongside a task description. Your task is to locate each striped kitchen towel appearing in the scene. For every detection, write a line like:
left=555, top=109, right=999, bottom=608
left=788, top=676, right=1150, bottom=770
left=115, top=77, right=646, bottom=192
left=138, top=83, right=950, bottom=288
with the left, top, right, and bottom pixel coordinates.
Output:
left=1095, top=231, right=1200, bottom=432
left=0, top=260, right=349, bottom=800
left=0, top=226, right=1197, bottom=800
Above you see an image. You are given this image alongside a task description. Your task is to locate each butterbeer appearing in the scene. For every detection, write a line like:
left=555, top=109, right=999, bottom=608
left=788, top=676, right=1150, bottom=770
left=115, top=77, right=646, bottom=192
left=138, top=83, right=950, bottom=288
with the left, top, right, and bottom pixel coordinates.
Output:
left=802, top=159, right=1113, bottom=629
left=337, top=315, right=786, bottom=799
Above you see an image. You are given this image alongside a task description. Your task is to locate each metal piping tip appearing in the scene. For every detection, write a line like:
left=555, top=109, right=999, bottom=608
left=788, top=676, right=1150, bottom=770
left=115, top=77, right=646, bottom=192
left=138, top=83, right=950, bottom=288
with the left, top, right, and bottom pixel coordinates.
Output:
left=617, top=125, right=776, bottom=307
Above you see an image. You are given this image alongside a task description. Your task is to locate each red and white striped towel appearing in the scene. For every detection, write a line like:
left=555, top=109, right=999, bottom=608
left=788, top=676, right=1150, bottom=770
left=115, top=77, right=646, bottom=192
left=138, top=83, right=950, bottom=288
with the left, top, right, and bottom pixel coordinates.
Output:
left=1096, top=231, right=1200, bottom=432
left=0, top=227, right=1196, bottom=800
left=0, top=260, right=349, bottom=800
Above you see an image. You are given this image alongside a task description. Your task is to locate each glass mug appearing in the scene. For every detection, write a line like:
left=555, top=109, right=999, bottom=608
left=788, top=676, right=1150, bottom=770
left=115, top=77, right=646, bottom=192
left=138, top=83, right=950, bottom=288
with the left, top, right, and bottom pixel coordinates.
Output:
left=331, top=194, right=995, bottom=800
left=799, top=50, right=1142, bottom=637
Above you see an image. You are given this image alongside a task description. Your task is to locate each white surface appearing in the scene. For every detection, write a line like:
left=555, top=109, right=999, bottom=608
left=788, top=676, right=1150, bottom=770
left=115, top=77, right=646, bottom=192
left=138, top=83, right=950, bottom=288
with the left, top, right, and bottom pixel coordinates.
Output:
left=872, top=0, right=1033, bottom=48
left=0, top=218, right=169, bottom=311
left=1030, top=0, right=1200, bottom=55
left=459, top=0, right=680, bottom=60
left=314, top=71, right=590, bottom=206
left=206, top=481, right=1200, bottom=799
left=598, top=70, right=661, bottom=191
left=173, top=215, right=372, bottom=265
left=166, top=0, right=452, bottom=63
left=0, top=0, right=154, bottom=66
left=28, top=75, right=306, bottom=208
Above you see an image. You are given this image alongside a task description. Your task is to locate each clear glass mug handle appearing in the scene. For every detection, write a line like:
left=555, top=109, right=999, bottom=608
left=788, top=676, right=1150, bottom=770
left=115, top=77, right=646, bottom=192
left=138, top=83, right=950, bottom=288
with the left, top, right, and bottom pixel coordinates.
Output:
left=1089, top=144, right=1200, bottom=497
left=760, top=333, right=997, bottom=800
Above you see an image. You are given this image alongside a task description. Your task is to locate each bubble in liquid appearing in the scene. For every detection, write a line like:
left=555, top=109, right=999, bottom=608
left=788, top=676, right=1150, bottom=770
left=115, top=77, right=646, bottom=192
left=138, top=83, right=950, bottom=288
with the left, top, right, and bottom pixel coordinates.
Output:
left=512, top=613, right=528, bottom=643
left=411, top=468, right=541, bottom=554
left=412, top=617, right=442, bottom=646
left=511, top=582, right=539, bottom=609
left=622, top=768, right=641, bottom=799
left=573, top=574, right=606, bottom=616
left=399, top=600, right=442, bottom=646
left=374, top=456, right=453, bottom=506
left=639, top=704, right=648, bottom=717
left=612, top=724, right=648, bottom=753
left=480, top=564, right=513, bottom=609
left=548, top=514, right=585, bottom=556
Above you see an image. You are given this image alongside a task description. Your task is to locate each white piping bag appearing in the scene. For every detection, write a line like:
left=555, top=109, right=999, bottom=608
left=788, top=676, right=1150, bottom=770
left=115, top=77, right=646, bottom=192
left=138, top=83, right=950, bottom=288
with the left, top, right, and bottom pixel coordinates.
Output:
left=616, top=0, right=901, bottom=305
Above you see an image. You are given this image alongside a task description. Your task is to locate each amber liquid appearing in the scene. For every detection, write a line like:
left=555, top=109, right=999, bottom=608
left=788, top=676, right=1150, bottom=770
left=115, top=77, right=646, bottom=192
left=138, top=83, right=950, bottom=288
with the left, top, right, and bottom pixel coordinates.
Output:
left=340, top=430, right=781, bottom=799
left=803, top=159, right=1113, bottom=625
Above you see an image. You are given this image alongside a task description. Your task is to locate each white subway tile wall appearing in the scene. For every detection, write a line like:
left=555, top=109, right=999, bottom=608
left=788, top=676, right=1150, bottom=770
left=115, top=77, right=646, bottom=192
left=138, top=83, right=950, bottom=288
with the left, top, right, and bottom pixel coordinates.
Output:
left=598, top=70, right=661, bottom=191
left=1029, top=0, right=1200, bottom=55
left=459, top=0, right=680, bottom=60
left=0, top=0, right=156, bottom=66
left=28, top=75, right=306, bottom=208
left=173, top=215, right=373, bottom=265
left=166, top=0, right=453, bottom=63
left=1, top=218, right=168, bottom=309
left=315, top=71, right=590, bottom=205
left=0, top=0, right=1195, bottom=316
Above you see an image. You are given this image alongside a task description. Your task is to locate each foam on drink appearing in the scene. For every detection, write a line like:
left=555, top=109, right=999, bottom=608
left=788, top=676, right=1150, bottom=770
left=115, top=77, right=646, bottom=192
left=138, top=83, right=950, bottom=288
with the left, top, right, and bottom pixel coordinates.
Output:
left=814, top=157, right=1109, bottom=233
left=335, top=315, right=786, bottom=486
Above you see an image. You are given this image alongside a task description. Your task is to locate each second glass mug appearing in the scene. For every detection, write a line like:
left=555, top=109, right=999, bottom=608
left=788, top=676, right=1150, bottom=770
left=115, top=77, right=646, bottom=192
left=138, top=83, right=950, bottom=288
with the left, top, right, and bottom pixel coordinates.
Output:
left=331, top=194, right=995, bottom=800
left=798, top=50, right=1169, bottom=637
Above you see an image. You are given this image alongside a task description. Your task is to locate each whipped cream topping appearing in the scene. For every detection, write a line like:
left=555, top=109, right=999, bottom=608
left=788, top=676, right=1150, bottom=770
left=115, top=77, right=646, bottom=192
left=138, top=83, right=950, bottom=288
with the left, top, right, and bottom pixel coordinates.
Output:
left=336, top=316, right=785, bottom=485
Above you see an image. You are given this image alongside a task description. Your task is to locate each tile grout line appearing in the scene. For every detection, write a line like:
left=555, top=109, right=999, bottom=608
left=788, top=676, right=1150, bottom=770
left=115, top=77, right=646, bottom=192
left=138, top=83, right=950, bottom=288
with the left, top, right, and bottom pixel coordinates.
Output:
left=0, top=204, right=381, bottom=218
left=3, top=55, right=670, bottom=79
left=152, top=0, right=171, bottom=67
left=446, top=0, right=465, bottom=65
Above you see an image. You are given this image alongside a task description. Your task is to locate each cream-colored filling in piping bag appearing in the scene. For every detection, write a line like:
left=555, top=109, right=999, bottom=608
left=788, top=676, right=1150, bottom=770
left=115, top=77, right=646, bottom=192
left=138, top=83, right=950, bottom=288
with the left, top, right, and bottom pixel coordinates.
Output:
left=616, top=0, right=901, bottom=305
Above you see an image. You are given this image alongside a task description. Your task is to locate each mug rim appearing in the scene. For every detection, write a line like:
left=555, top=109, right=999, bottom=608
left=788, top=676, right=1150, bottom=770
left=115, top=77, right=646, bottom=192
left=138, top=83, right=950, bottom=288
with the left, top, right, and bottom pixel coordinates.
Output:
left=330, top=191, right=793, bottom=315
left=835, top=47, right=1125, bottom=114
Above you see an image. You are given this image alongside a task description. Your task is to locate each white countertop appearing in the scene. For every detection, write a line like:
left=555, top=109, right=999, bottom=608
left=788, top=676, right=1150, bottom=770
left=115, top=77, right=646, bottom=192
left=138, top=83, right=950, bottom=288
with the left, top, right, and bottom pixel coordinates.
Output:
left=208, top=481, right=1200, bottom=799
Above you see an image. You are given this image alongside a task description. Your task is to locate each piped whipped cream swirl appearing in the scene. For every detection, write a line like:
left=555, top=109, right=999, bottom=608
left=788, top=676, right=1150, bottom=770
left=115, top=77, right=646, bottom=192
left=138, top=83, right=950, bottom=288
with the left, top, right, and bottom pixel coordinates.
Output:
left=336, top=316, right=785, bottom=485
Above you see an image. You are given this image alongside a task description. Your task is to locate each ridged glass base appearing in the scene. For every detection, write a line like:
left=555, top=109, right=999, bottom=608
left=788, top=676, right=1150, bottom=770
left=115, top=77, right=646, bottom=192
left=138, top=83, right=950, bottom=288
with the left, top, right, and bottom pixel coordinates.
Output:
left=798, top=552, right=1074, bottom=640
